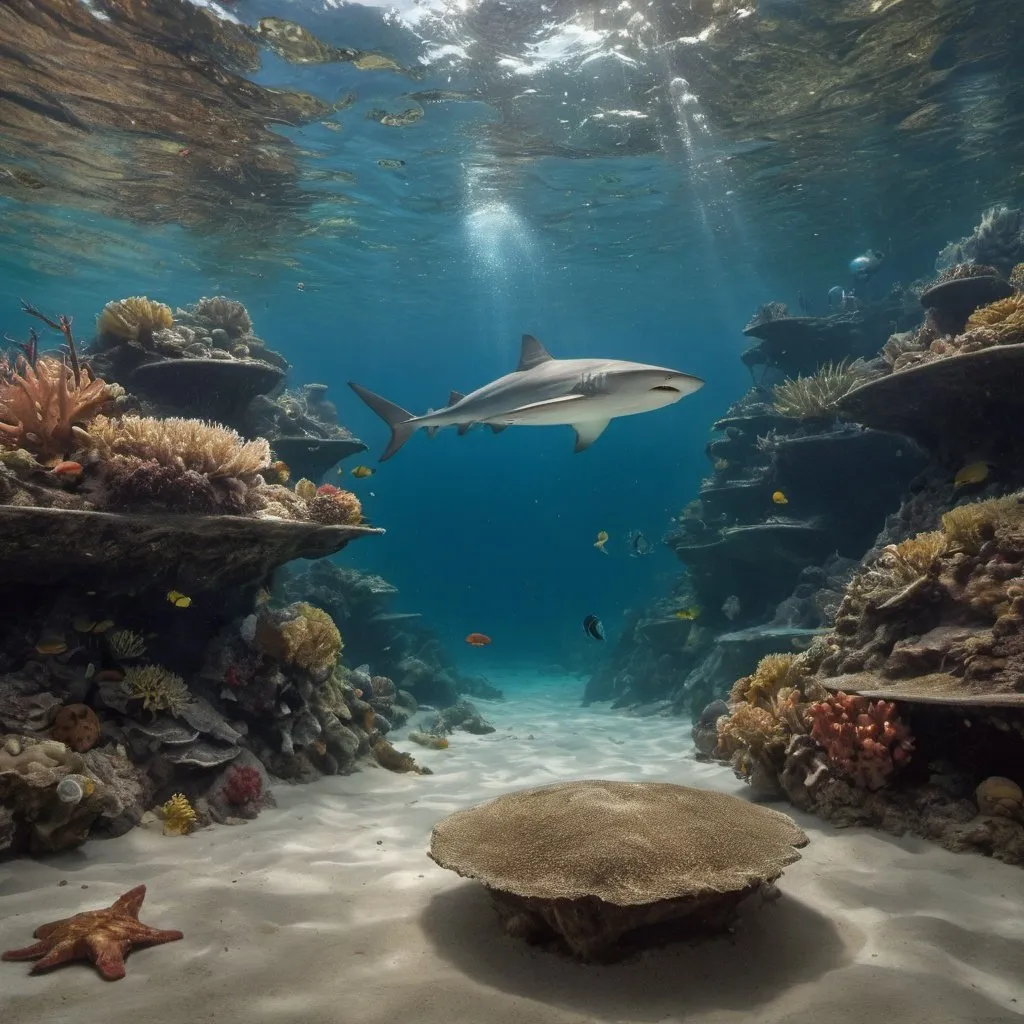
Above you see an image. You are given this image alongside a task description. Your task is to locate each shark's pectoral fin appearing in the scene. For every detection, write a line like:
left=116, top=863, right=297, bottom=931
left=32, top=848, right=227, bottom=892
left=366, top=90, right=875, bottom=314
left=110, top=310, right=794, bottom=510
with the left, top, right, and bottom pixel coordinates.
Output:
left=488, top=423, right=507, bottom=434
left=572, top=419, right=610, bottom=453
left=517, top=335, right=554, bottom=372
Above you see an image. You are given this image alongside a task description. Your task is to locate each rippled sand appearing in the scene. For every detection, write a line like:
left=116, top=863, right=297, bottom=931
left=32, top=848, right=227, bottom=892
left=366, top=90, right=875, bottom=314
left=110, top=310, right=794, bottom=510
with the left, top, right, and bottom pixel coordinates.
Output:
left=2, top=671, right=1022, bottom=1024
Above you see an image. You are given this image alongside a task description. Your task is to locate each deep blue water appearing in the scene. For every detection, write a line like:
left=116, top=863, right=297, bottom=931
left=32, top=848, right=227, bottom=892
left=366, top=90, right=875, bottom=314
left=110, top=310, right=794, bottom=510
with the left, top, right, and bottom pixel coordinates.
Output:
left=0, top=0, right=1017, bottom=677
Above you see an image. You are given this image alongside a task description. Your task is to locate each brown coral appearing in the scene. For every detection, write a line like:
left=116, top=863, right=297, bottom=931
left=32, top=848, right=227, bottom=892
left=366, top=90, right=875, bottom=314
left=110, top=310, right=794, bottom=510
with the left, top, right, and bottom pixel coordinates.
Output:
left=80, top=415, right=270, bottom=479
left=278, top=603, right=342, bottom=674
left=0, top=356, right=112, bottom=464
left=305, top=484, right=363, bottom=525
left=942, top=496, right=1024, bottom=554
left=96, top=297, right=174, bottom=345
left=372, top=737, right=427, bottom=774
left=772, top=360, right=875, bottom=419
left=49, top=704, right=100, bottom=753
left=963, top=292, right=1024, bottom=346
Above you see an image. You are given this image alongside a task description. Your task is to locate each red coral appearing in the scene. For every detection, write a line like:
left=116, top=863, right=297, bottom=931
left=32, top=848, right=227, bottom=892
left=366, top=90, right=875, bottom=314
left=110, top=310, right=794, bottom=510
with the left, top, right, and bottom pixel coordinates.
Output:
left=223, top=765, right=262, bottom=806
left=807, top=691, right=914, bottom=790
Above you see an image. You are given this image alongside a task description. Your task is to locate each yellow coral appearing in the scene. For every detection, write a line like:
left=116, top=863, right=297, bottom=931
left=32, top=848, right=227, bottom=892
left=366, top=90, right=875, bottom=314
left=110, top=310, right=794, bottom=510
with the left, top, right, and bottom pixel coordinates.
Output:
left=306, top=487, right=363, bottom=525
left=941, top=496, right=1024, bottom=554
left=121, top=664, right=192, bottom=716
left=294, top=478, right=317, bottom=501
left=963, top=293, right=1024, bottom=345
left=729, top=653, right=801, bottom=706
left=772, top=360, right=875, bottom=419
left=160, top=793, right=197, bottom=836
left=97, top=297, right=173, bottom=342
left=279, top=602, right=342, bottom=673
left=81, top=415, right=270, bottom=479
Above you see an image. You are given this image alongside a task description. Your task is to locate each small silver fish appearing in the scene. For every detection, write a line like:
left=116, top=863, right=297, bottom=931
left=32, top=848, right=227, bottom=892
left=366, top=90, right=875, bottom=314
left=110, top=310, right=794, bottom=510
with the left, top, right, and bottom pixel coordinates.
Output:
left=849, top=249, right=884, bottom=281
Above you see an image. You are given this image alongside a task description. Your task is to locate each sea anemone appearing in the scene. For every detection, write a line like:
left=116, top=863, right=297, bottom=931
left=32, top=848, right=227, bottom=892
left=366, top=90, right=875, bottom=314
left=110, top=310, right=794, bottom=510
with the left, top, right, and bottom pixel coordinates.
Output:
left=772, top=360, right=875, bottom=419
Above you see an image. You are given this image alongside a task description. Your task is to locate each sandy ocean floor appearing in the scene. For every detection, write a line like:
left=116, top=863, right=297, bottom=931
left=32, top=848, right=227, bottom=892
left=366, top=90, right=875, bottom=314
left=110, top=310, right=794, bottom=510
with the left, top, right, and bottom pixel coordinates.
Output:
left=1, top=669, right=1022, bottom=1024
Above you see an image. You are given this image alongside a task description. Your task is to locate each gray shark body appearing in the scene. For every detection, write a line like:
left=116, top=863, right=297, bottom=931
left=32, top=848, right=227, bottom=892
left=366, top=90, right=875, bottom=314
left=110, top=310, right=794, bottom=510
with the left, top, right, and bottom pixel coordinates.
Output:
left=349, top=334, right=704, bottom=461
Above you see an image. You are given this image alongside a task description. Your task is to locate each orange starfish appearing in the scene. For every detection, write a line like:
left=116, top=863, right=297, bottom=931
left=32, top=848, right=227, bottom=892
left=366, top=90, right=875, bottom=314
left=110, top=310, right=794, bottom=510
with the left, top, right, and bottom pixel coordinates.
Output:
left=2, top=884, right=183, bottom=981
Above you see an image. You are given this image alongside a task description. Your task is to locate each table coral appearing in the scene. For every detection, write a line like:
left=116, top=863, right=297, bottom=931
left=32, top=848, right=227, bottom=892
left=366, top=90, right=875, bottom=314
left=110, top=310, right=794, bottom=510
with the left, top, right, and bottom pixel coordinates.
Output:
left=1, top=884, right=182, bottom=980
left=807, top=692, right=914, bottom=790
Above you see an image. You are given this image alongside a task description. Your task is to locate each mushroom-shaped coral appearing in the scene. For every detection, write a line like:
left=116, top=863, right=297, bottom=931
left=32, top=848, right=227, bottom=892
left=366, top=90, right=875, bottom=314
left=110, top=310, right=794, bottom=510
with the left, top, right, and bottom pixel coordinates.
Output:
left=975, top=777, right=1023, bottom=820
left=428, top=779, right=808, bottom=962
left=96, top=297, right=174, bottom=346
left=0, top=355, right=113, bottom=464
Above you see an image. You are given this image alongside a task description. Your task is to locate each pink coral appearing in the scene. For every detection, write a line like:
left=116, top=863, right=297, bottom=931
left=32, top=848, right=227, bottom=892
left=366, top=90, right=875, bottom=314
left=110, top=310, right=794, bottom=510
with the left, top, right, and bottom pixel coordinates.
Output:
left=807, top=692, right=914, bottom=791
left=223, top=765, right=262, bottom=806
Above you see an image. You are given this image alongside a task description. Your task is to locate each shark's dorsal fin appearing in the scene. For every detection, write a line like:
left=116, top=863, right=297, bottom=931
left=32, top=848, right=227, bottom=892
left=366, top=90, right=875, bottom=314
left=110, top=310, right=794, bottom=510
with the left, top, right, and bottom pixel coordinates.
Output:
left=448, top=390, right=465, bottom=406
left=517, top=335, right=554, bottom=372
left=572, top=419, right=610, bottom=453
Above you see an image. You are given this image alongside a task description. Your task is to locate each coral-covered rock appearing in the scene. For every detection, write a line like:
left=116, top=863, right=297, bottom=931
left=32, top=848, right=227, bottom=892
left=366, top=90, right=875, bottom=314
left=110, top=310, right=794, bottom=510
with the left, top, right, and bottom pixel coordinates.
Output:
left=49, top=704, right=100, bottom=752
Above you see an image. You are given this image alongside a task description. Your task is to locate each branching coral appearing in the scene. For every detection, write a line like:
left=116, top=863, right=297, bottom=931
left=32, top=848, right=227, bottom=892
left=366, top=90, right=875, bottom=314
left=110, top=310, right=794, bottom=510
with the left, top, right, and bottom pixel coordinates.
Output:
left=96, top=297, right=174, bottom=345
left=160, top=792, right=197, bottom=836
left=0, top=355, right=112, bottom=464
left=807, top=692, right=913, bottom=790
left=80, top=415, right=270, bottom=479
left=772, top=359, right=875, bottom=419
left=107, top=629, right=146, bottom=660
left=279, top=603, right=342, bottom=674
left=121, top=665, right=192, bottom=716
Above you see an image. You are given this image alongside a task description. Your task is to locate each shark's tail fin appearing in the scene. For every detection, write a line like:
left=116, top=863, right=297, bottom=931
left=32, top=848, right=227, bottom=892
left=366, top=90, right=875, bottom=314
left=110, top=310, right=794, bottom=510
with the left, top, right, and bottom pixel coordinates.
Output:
left=348, top=382, right=418, bottom=461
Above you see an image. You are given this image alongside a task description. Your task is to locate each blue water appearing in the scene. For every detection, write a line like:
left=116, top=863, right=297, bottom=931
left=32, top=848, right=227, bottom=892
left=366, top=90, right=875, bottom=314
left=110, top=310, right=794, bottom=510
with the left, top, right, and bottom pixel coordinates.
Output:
left=0, top=0, right=1017, bottom=675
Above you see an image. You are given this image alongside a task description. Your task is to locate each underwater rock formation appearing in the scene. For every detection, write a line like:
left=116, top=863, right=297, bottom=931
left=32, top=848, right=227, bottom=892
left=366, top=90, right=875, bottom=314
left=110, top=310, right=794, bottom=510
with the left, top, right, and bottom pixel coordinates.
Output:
left=428, top=779, right=808, bottom=962
left=247, top=384, right=367, bottom=482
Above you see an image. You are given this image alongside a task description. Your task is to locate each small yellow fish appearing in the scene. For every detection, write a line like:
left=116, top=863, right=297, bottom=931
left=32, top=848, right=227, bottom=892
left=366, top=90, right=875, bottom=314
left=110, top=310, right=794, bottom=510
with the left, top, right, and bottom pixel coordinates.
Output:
left=167, top=590, right=192, bottom=609
left=673, top=606, right=701, bottom=621
left=954, top=461, right=989, bottom=489
left=772, top=490, right=788, bottom=505
left=35, top=637, right=68, bottom=656
left=350, top=466, right=375, bottom=479
left=594, top=530, right=609, bottom=554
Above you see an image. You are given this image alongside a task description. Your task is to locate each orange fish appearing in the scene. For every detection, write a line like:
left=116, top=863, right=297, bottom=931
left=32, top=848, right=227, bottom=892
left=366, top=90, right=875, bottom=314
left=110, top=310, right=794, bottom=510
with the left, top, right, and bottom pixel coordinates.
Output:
left=465, top=632, right=491, bottom=647
left=51, top=461, right=83, bottom=477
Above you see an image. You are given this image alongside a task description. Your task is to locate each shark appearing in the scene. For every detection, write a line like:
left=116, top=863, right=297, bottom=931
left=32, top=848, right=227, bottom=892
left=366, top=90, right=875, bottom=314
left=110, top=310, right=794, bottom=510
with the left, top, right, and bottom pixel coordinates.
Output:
left=348, top=334, right=704, bottom=461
